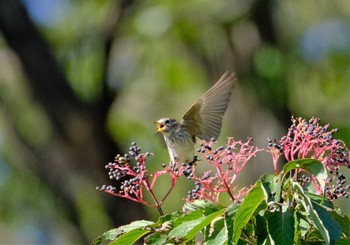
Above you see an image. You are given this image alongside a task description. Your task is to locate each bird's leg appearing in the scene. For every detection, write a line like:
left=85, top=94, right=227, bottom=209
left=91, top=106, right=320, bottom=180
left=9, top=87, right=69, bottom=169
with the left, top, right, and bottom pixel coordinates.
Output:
left=169, top=160, right=176, bottom=169
left=189, top=154, right=200, bottom=165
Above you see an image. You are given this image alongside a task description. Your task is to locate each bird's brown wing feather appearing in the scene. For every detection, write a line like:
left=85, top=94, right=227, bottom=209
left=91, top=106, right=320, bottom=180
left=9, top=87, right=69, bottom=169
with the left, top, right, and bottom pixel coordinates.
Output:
left=182, top=72, right=236, bottom=141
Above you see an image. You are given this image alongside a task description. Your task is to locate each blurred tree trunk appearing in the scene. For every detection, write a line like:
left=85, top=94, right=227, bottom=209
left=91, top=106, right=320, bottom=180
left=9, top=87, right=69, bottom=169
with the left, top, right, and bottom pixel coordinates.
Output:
left=0, top=0, right=144, bottom=243
left=250, top=0, right=292, bottom=126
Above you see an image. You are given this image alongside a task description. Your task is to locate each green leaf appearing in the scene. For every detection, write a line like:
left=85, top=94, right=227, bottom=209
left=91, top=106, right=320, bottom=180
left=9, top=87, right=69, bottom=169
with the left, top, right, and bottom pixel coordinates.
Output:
left=159, top=210, right=182, bottom=223
left=311, top=201, right=342, bottom=242
left=185, top=209, right=225, bottom=241
left=183, top=199, right=209, bottom=211
left=169, top=209, right=225, bottom=242
left=169, top=217, right=203, bottom=241
left=260, top=236, right=273, bottom=245
left=92, top=228, right=123, bottom=245
left=264, top=209, right=295, bottom=245
left=294, top=211, right=310, bottom=242
left=283, top=159, right=327, bottom=193
left=144, top=232, right=167, bottom=245
left=292, top=181, right=330, bottom=244
left=336, top=238, right=350, bottom=245
left=331, top=209, right=350, bottom=237
left=92, top=220, right=154, bottom=244
left=205, top=217, right=227, bottom=245
left=183, top=200, right=223, bottom=213
left=255, top=214, right=268, bottom=245
left=172, top=210, right=204, bottom=227
left=307, top=192, right=334, bottom=208
left=260, top=173, right=282, bottom=203
left=237, top=240, right=249, bottom=245
left=225, top=203, right=240, bottom=245
left=307, top=229, right=325, bottom=242
left=110, top=228, right=150, bottom=245
left=233, top=181, right=266, bottom=244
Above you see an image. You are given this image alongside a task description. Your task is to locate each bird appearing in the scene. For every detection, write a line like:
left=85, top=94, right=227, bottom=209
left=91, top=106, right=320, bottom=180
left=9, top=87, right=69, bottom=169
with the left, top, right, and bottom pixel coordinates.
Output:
left=155, top=72, right=236, bottom=165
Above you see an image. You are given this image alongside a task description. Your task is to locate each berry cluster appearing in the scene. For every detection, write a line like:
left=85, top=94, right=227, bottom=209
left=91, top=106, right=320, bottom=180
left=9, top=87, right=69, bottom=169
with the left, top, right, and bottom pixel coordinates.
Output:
left=97, top=142, right=203, bottom=213
left=96, top=142, right=152, bottom=206
left=187, top=137, right=262, bottom=202
left=97, top=137, right=261, bottom=212
left=325, top=167, right=349, bottom=199
left=187, top=172, right=210, bottom=200
left=268, top=116, right=350, bottom=199
left=160, top=155, right=198, bottom=178
left=180, top=155, right=198, bottom=180
left=298, top=174, right=311, bottom=185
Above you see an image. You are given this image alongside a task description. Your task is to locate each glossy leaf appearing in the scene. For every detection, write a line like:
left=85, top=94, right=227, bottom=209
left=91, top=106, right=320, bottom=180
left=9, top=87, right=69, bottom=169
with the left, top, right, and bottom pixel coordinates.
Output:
left=110, top=228, right=150, bottom=245
left=292, top=181, right=330, bottom=244
left=233, top=181, right=266, bottom=244
left=144, top=232, right=167, bottom=245
left=225, top=203, right=240, bottom=245
left=312, top=201, right=342, bottom=242
left=92, top=220, right=154, bottom=244
left=205, top=217, right=226, bottom=245
left=283, top=159, right=327, bottom=193
left=265, top=209, right=295, bottom=245
left=331, top=209, right=350, bottom=237
left=169, top=209, right=225, bottom=242
left=260, top=173, right=282, bottom=203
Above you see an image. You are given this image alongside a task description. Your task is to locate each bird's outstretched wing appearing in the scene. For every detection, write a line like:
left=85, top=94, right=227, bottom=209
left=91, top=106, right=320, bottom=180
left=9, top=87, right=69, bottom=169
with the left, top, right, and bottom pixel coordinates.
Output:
left=182, top=72, right=236, bottom=141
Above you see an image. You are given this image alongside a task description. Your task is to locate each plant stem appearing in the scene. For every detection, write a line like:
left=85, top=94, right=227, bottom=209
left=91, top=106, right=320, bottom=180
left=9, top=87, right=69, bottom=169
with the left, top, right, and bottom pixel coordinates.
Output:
left=143, top=178, right=164, bottom=215
left=157, top=206, right=164, bottom=216
left=216, top=165, right=235, bottom=201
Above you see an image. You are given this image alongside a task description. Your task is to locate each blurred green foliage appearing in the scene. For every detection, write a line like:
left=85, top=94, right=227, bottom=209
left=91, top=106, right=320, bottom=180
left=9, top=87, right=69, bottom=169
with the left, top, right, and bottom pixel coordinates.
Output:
left=0, top=0, right=349, bottom=243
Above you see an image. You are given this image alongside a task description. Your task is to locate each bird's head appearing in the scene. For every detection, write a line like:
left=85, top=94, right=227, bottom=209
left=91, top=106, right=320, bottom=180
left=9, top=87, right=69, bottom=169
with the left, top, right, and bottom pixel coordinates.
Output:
left=155, top=118, right=178, bottom=134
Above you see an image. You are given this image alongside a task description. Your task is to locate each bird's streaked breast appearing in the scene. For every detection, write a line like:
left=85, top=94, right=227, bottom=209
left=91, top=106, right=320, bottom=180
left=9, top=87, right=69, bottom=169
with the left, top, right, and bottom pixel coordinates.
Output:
left=164, top=127, right=194, bottom=164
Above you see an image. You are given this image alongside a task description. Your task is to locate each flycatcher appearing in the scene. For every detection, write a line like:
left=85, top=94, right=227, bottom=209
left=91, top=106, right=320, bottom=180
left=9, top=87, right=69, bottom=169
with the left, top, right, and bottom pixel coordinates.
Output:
left=155, top=72, right=236, bottom=165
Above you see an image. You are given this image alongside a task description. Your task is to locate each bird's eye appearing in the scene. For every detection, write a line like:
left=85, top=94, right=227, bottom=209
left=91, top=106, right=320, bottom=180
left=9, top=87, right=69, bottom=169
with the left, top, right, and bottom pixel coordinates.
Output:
left=164, top=119, right=170, bottom=124
left=159, top=124, right=164, bottom=128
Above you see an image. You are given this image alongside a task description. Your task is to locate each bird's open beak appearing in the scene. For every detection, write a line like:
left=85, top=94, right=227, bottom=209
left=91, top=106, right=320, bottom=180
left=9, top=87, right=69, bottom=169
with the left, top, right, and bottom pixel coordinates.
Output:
left=154, top=122, right=164, bottom=133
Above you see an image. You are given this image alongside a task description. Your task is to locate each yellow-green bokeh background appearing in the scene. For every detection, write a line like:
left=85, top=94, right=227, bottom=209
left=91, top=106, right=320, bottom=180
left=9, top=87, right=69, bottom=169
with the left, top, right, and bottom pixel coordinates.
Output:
left=0, top=0, right=349, bottom=243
